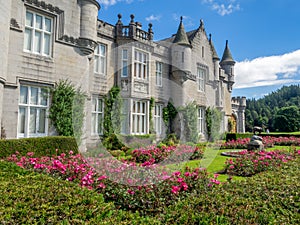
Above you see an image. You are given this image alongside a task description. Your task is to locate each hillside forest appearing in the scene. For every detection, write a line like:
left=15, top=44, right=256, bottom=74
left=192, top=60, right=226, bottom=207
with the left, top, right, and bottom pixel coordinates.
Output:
left=245, top=84, right=300, bottom=132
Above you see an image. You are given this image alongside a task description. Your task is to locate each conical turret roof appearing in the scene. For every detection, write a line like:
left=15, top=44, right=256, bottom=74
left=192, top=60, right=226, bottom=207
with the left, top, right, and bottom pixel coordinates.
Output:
left=173, top=17, right=191, bottom=47
left=220, top=40, right=235, bottom=64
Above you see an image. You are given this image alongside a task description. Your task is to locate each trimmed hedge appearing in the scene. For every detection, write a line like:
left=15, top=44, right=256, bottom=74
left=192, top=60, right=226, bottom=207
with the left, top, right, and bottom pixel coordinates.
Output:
left=0, top=160, right=157, bottom=224
left=0, top=136, right=78, bottom=158
left=226, top=132, right=300, bottom=142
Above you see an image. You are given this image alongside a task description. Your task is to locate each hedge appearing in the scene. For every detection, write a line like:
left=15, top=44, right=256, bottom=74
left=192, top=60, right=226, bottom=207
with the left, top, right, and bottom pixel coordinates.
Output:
left=226, top=132, right=300, bottom=142
left=0, top=136, right=78, bottom=158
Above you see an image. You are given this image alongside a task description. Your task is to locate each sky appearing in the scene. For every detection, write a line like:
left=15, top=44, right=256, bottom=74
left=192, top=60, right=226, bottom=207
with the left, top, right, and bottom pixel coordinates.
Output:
left=96, top=0, right=300, bottom=99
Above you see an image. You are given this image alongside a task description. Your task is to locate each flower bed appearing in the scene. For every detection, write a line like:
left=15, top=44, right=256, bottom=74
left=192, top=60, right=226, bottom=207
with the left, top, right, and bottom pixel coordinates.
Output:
left=221, top=136, right=300, bottom=149
left=224, top=149, right=300, bottom=176
left=5, top=148, right=215, bottom=213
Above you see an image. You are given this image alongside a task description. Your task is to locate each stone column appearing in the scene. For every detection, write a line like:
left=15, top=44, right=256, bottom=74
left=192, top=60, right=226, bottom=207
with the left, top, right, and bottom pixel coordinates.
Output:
left=0, top=0, right=12, bottom=137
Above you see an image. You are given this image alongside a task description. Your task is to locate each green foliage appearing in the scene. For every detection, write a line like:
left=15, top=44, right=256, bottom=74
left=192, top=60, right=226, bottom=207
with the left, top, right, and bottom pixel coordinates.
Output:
left=226, top=132, right=253, bottom=141
left=0, top=161, right=156, bottom=224
left=49, top=79, right=85, bottom=141
left=273, top=105, right=300, bottom=132
left=0, top=136, right=78, bottom=158
left=162, top=101, right=178, bottom=134
left=179, top=101, right=198, bottom=143
left=103, top=86, right=122, bottom=137
left=102, top=133, right=125, bottom=151
left=206, top=107, right=223, bottom=141
left=245, top=84, right=300, bottom=132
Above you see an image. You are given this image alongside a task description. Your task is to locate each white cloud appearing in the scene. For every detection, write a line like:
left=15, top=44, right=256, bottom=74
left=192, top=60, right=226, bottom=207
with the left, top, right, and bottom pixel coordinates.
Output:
left=145, top=15, right=161, bottom=22
left=235, top=49, right=300, bottom=89
left=202, top=0, right=241, bottom=16
left=97, top=0, right=133, bottom=7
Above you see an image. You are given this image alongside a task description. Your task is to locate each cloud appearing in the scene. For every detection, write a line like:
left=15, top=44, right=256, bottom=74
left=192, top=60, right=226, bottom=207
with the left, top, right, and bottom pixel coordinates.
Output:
left=202, top=0, right=241, bottom=16
left=97, top=0, right=133, bottom=7
left=234, top=49, right=300, bottom=89
left=145, top=15, right=161, bottom=22
left=172, top=14, right=194, bottom=27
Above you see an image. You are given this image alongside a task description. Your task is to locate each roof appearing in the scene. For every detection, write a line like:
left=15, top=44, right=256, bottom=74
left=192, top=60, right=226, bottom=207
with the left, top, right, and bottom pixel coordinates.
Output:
left=172, top=17, right=191, bottom=47
left=220, top=40, right=235, bottom=64
left=209, top=34, right=220, bottom=60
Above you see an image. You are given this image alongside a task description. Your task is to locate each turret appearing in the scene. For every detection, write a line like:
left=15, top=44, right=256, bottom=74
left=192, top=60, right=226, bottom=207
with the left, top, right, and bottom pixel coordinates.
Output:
left=220, top=40, right=235, bottom=76
left=171, top=17, right=192, bottom=75
left=77, top=0, right=100, bottom=55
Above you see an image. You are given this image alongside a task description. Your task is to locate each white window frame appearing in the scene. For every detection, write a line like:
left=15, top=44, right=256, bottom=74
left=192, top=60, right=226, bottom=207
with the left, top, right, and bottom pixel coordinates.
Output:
left=154, top=104, right=163, bottom=135
left=197, top=67, right=206, bottom=92
left=24, top=10, right=53, bottom=56
left=91, top=96, right=104, bottom=135
left=121, top=99, right=129, bottom=134
left=18, top=85, right=49, bottom=138
left=155, top=62, right=162, bottom=86
left=121, top=49, right=128, bottom=77
left=134, top=50, right=148, bottom=80
left=94, top=44, right=107, bottom=75
left=198, top=107, right=205, bottom=134
left=131, top=100, right=148, bottom=135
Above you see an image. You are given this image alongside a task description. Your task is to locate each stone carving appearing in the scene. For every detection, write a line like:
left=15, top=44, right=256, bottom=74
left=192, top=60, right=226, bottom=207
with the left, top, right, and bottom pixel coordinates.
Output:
left=134, top=81, right=148, bottom=93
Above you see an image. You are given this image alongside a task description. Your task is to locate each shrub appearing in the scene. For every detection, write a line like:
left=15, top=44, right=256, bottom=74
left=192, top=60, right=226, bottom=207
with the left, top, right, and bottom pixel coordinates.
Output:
left=0, top=136, right=78, bottom=158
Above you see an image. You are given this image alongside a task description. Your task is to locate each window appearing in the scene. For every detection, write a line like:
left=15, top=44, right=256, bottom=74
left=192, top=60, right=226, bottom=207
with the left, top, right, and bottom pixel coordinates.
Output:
left=154, top=104, right=163, bottom=135
left=197, top=67, right=205, bottom=92
left=18, top=85, right=49, bottom=137
left=121, top=49, right=128, bottom=77
left=131, top=100, right=148, bottom=135
left=202, top=46, right=205, bottom=58
left=134, top=50, right=148, bottom=80
left=121, top=99, right=129, bottom=134
left=24, top=11, right=53, bottom=56
left=94, top=44, right=106, bottom=75
left=197, top=107, right=205, bottom=134
left=155, top=62, right=162, bottom=86
left=91, top=97, right=104, bottom=135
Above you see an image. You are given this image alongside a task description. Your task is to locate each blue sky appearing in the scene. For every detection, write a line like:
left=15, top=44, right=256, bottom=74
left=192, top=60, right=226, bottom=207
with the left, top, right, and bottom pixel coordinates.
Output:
left=97, top=0, right=300, bottom=99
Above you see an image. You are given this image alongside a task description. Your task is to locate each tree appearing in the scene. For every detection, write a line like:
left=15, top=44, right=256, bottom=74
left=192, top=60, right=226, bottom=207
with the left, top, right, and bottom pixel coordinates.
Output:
left=273, top=106, right=300, bottom=132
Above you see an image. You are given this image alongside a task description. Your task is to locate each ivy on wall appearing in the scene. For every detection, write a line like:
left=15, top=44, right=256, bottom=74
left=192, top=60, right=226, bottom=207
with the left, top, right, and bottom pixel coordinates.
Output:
left=163, top=101, right=178, bottom=134
left=179, top=101, right=198, bottom=143
left=149, top=97, right=155, bottom=133
left=103, top=86, right=122, bottom=138
left=49, top=80, right=85, bottom=141
left=206, top=107, right=222, bottom=141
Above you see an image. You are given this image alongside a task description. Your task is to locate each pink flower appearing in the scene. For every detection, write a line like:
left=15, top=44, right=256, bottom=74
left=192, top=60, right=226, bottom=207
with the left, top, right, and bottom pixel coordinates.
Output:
left=97, top=175, right=107, bottom=181
left=177, top=177, right=184, bottom=183
left=27, top=152, right=34, bottom=157
left=172, top=171, right=181, bottom=177
left=98, top=183, right=106, bottom=189
left=171, top=185, right=180, bottom=194
left=127, top=189, right=135, bottom=195
left=181, top=182, right=188, bottom=191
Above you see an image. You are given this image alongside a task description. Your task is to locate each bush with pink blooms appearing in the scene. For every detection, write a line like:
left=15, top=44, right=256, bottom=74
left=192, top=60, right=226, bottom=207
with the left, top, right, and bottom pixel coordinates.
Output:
left=224, top=149, right=300, bottom=176
left=221, top=136, right=300, bottom=149
left=5, top=149, right=217, bottom=213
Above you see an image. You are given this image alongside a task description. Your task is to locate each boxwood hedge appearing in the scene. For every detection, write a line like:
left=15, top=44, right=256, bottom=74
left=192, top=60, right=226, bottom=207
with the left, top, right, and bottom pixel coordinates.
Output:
left=0, top=136, right=78, bottom=158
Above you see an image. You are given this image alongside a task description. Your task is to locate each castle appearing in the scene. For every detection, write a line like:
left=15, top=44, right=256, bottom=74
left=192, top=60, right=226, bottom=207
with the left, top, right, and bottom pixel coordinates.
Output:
left=0, top=0, right=245, bottom=145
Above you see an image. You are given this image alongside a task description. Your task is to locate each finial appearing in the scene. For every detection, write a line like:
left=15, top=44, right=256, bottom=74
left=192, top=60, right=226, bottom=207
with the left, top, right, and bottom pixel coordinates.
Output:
left=118, top=14, right=122, bottom=20
left=130, top=14, right=135, bottom=23
left=226, top=40, right=228, bottom=46
left=180, top=16, right=183, bottom=22
left=209, top=33, right=212, bottom=42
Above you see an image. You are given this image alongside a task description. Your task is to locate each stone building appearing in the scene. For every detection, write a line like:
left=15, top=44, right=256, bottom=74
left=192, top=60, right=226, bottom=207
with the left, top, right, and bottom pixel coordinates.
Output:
left=0, top=0, right=245, bottom=145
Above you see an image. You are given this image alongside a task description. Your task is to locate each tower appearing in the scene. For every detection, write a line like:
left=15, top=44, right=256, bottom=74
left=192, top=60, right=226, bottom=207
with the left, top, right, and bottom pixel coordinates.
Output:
left=220, top=40, right=235, bottom=92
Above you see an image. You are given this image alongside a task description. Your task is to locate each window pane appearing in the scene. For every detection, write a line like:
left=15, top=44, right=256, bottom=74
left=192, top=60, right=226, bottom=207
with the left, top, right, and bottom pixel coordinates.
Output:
left=34, top=31, right=42, bottom=53
left=26, top=12, right=33, bottom=27
left=43, top=33, right=51, bottom=55
left=98, top=100, right=103, bottom=112
left=29, top=108, right=37, bottom=133
left=122, top=61, right=128, bottom=77
left=94, top=56, right=99, bottom=73
left=35, top=15, right=42, bottom=29
left=24, top=29, right=32, bottom=51
left=100, top=58, right=105, bottom=74
left=38, top=109, right=46, bottom=133
left=30, top=87, right=38, bottom=105
left=45, top=18, right=52, bottom=32
left=18, top=107, right=26, bottom=134
left=97, top=115, right=103, bottom=134
left=92, top=98, right=97, bottom=111
left=91, top=113, right=96, bottom=133
left=100, top=45, right=106, bottom=56
left=40, top=88, right=48, bottom=106
left=20, top=86, right=28, bottom=104
left=122, top=49, right=128, bottom=59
